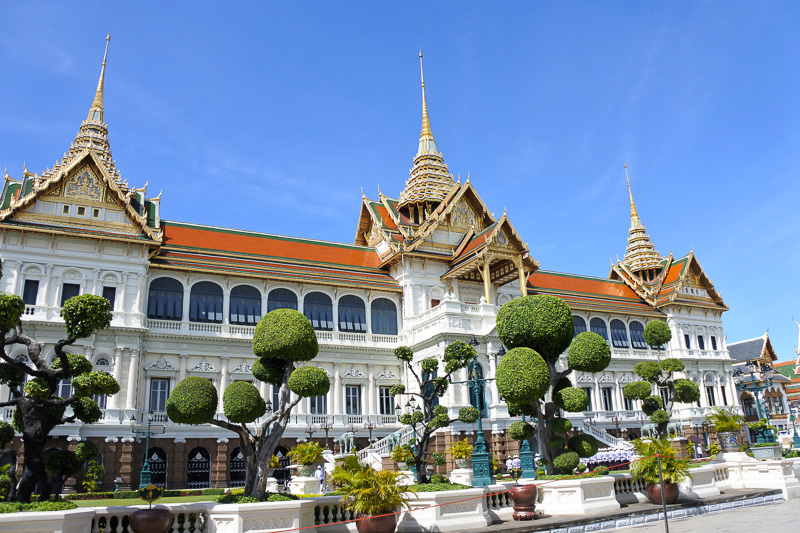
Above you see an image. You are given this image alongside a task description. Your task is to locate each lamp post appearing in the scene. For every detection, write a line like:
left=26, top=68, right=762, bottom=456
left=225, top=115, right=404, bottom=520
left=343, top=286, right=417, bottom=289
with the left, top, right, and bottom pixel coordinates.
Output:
left=611, top=414, right=622, bottom=436
left=321, top=419, right=334, bottom=450
left=790, top=409, right=800, bottom=450
left=449, top=336, right=495, bottom=486
left=734, top=361, right=775, bottom=443
left=364, top=419, right=377, bottom=442
left=129, top=410, right=166, bottom=489
left=305, top=424, right=317, bottom=442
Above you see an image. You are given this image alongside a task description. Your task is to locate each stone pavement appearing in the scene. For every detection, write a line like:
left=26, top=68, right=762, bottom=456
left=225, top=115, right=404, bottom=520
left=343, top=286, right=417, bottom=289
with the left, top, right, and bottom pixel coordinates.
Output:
left=467, top=489, right=789, bottom=533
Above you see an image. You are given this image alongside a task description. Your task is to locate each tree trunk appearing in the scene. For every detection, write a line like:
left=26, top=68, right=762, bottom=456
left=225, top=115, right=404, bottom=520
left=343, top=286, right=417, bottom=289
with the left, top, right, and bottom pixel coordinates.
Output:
left=413, top=430, right=431, bottom=484
left=15, top=429, right=47, bottom=502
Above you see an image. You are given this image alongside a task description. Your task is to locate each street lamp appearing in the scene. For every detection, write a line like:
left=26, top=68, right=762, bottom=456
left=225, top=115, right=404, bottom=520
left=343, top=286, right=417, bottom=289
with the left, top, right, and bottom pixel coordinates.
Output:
left=129, top=410, right=166, bottom=489
left=305, top=424, right=317, bottom=441
left=449, top=338, right=495, bottom=487
left=321, top=419, right=334, bottom=450
left=345, top=423, right=358, bottom=436
left=364, top=419, right=377, bottom=442
left=611, top=414, right=622, bottom=435
left=734, top=361, right=776, bottom=443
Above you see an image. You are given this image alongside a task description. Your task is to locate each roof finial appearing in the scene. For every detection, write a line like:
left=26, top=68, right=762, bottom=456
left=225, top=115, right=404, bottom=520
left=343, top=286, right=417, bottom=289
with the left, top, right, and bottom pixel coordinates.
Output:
left=87, top=34, right=110, bottom=123
left=417, top=50, right=437, bottom=156
left=624, top=163, right=640, bottom=225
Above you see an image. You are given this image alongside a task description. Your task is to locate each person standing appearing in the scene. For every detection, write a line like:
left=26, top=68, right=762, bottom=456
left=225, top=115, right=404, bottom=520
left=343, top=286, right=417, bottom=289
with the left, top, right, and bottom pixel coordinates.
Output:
left=506, top=455, right=514, bottom=473
left=314, top=465, right=326, bottom=492
left=512, top=455, right=521, bottom=469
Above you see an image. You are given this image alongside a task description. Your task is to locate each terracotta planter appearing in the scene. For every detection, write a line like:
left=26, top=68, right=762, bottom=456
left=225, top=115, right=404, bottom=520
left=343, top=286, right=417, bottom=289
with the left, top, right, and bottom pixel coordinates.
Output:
left=718, top=431, right=739, bottom=452
left=355, top=512, right=397, bottom=533
left=508, top=484, right=537, bottom=521
left=130, top=507, right=172, bottom=533
left=646, top=482, right=679, bottom=505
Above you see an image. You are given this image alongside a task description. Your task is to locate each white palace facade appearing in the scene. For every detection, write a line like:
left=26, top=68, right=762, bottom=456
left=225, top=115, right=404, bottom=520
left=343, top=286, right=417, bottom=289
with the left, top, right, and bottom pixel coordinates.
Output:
left=0, top=44, right=738, bottom=490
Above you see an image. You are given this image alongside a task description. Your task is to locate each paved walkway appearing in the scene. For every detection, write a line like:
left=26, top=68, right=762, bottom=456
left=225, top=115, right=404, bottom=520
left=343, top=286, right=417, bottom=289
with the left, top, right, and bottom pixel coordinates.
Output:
left=471, top=489, right=791, bottom=533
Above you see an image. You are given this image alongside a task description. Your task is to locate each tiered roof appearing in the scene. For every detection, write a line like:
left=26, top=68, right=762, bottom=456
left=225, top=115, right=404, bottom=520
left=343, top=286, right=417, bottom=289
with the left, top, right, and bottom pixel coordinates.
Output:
left=153, top=221, right=399, bottom=292
left=621, top=164, right=663, bottom=273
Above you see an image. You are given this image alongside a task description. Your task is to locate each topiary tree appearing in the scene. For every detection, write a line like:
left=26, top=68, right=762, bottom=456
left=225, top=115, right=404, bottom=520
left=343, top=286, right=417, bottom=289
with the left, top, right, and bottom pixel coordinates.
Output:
left=622, top=320, right=700, bottom=438
left=389, top=341, right=480, bottom=484
left=0, top=258, right=119, bottom=502
left=495, top=295, right=612, bottom=475
left=166, top=308, right=330, bottom=499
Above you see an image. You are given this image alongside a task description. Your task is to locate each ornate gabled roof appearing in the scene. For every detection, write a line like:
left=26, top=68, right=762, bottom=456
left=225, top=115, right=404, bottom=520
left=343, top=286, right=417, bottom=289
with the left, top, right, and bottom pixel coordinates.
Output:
left=0, top=35, right=161, bottom=243
left=728, top=332, right=775, bottom=363
left=621, top=164, right=663, bottom=273
left=397, top=52, right=455, bottom=212
left=154, top=221, right=399, bottom=292
left=528, top=270, right=665, bottom=317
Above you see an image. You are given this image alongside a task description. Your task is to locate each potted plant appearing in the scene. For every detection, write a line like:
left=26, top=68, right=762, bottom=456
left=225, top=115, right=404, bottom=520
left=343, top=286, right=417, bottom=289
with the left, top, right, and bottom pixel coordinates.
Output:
left=332, top=455, right=415, bottom=533
left=288, top=441, right=324, bottom=476
left=705, top=407, right=743, bottom=452
left=630, top=438, right=690, bottom=505
left=748, top=418, right=778, bottom=445
left=391, top=444, right=414, bottom=471
left=447, top=439, right=473, bottom=469
left=507, top=467, right=536, bottom=521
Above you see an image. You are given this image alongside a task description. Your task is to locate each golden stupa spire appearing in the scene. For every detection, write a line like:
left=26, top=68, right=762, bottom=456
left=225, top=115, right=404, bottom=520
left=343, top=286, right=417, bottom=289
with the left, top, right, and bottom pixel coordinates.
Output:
left=621, top=163, right=662, bottom=276
left=417, top=50, right=437, bottom=156
left=87, top=34, right=110, bottom=123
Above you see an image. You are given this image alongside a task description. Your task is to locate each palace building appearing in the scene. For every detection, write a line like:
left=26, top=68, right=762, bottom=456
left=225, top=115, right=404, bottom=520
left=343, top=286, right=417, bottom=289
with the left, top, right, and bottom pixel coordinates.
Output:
left=0, top=42, right=738, bottom=490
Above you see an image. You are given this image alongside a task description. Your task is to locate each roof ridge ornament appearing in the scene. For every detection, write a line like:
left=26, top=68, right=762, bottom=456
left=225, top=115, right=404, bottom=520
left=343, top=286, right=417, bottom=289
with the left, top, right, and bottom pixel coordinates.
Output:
left=418, top=50, right=437, bottom=156
left=88, top=34, right=110, bottom=123
left=620, top=163, right=662, bottom=275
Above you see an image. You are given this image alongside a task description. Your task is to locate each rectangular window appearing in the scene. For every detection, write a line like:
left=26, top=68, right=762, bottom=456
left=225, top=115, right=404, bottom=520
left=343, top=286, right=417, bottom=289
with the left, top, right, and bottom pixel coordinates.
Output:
left=57, top=377, right=72, bottom=399
left=62, top=205, right=70, bottom=214
left=102, top=286, right=117, bottom=310
left=601, top=388, right=614, bottom=411
left=22, top=279, right=39, bottom=306
left=77, top=206, right=86, bottom=216
left=93, top=393, right=107, bottom=410
left=310, top=395, right=327, bottom=415
left=60, top=283, right=80, bottom=306
left=697, top=336, right=705, bottom=350
left=743, top=399, right=755, bottom=417
left=345, top=385, right=362, bottom=415
left=581, top=387, right=593, bottom=412
left=150, top=378, right=170, bottom=412
left=710, top=336, right=718, bottom=350
left=379, top=386, right=393, bottom=415
left=684, top=334, right=691, bottom=349
left=624, top=397, right=634, bottom=411
left=705, top=386, right=716, bottom=407
left=92, top=208, right=100, bottom=218
left=720, top=386, right=728, bottom=406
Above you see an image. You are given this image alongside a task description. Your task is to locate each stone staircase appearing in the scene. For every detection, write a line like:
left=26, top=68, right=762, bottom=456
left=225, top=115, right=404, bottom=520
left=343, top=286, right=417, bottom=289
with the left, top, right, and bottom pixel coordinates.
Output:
left=355, top=425, right=416, bottom=470
left=582, top=422, right=634, bottom=450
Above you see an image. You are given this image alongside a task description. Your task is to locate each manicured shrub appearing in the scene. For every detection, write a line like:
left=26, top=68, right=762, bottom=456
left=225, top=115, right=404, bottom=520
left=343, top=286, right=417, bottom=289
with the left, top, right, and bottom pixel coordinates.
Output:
left=251, top=358, right=286, bottom=385
left=0, top=293, right=25, bottom=332
left=594, top=465, right=610, bottom=475
left=553, top=451, right=580, bottom=474
left=73, top=371, right=120, bottom=398
left=287, top=366, right=330, bottom=398
left=623, top=380, right=652, bottom=400
left=50, top=353, right=93, bottom=376
left=548, top=436, right=565, bottom=449
left=24, top=378, right=52, bottom=401
left=74, top=441, right=99, bottom=462
left=496, top=347, right=550, bottom=404
left=643, top=320, right=671, bottom=348
left=223, top=381, right=266, bottom=423
left=650, top=409, right=670, bottom=424
left=660, top=358, right=685, bottom=373
left=674, top=379, right=700, bottom=403
left=550, top=417, right=573, bottom=434
left=44, top=450, right=79, bottom=477
left=442, top=340, right=477, bottom=374
left=252, top=309, right=318, bottom=362
left=73, top=397, right=102, bottom=423
left=508, top=421, right=535, bottom=441
left=554, top=386, right=589, bottom=412
left=496, top=295, right=574, bottom=360
left=166, top=376, right=218, bottom=424
left=0, top=421, right=13, bottom=447
left=567, top=332, right=611, bottom=372
left=633, top=361, right=662, bottom=382
left=0, top=362, right=25, bottom=387
left=641, top=395, right=663, bottom=416
left=60, top=294, right=112, bottom=339
left=567, top=434, right=599, bottom=458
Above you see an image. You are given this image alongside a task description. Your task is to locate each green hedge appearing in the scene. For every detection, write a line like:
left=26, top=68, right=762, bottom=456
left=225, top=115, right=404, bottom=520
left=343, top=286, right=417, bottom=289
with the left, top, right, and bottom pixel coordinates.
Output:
left=495, top=347, right=550, bottom=404
left=0, top=501, right=77, bottom=513
left=408, top=483, right=471, bottom=492
left=252, top=309, right=318, bottom=362
left=166, top=376, right=219, bottom=425
left=496, top=295, right=574, bottom=361
left=223, top=381, right=266, bottom=423
left=288, top=366, right=330, bottom=398
left=63, top=488, right=225, bottom=500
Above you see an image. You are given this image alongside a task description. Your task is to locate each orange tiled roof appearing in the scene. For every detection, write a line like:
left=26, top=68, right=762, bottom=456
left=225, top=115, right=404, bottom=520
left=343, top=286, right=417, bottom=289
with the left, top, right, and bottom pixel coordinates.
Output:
left=529, top=270, right=664, bottom=317
left=155, top=221, right=399, bottom=291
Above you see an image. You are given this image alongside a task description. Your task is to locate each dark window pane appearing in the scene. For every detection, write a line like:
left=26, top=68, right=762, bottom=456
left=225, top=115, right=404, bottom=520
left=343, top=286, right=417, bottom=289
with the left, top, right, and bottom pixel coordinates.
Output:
left=629, top=321, right=647, bottom=349
left=339, top=295, right=366, bottom=333
left=711, top=336, right=718, bottom=350
left=610, top=319, right=629, bottom=348
left=147, top=278, right=184, bottom=320
left=304, top=292, right=333, bottom=331
left=230, top=285, right=261, bottom=325
left=589, top=318, right=609, bottom=341
left=22, top=280, right=39, bottom=306
left=189, top=282, right=223, bottom=323
left=371, top=298, right=398, bottom=335
left=684, top=334, right=691, bottom=349
left=697, top=336, right=705, bottom=350
left=573, top=316, right=587, bottom=336
left=267, top=289, right=298, bottom=312
left=102, top=286, right=116, bottom=310
left=61, top=283, right=80, bottom=306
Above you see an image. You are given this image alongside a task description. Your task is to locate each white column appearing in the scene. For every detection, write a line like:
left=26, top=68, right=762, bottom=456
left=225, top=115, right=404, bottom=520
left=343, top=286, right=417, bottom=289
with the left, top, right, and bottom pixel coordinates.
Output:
left=367, top=364, right=376, bottom=415
left=91, top=269, right=100, bottom=295
left=107, top=347, right=124, bottom=411
left=52, top=276, right=63, bottom=307
left=7, top=261, right=20, bottom=294
left=218, top=356, right=229, bottom=410
left=119, top=272, right=129, bottom=313
left=179, top=353, right=188, bottom=382
left=125, top=349, right=139, bottom=410
left=133, top=273, right=145, bottom=314
left=41, top=264, right=54, bottom=306
left=333, top=363, right=342, bottom=415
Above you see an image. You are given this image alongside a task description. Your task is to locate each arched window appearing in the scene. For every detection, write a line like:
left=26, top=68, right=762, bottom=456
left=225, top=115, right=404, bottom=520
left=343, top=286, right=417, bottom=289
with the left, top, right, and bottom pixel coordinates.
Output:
left=629, top=321, right=647, bottom=349
left=147, top=278, right=184, bottom=320
left=146, top=448, right=168, bottom=487
left=338, top=295, right=366, bottom=333
left=590, top=318, right=609, bottom=341
left=187, top=447, right=211, bottom=489
left=229, top=448, right=246, bottom=488
left=230, top=285, right=262, bottom=325
left=303, top=292, right=333, bottom=330
left=610, top=319, right=630, bottom=348
left=267, top=288, right=298, bottom=312
left=94, top=357, right=111, bottom=367
left=371, top=298, right=398, bottom=335
left=573, top=316, right=587, bottom=336
left=189, top=282, right=223, bottom=323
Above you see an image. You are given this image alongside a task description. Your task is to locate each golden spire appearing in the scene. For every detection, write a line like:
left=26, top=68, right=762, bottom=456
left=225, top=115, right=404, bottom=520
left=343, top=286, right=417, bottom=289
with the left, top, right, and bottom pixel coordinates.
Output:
left=417, top=50, right=437, bottom=156
left=621, top=164, right=662, bottom=276
left=87, top=34, right=110, bottom=123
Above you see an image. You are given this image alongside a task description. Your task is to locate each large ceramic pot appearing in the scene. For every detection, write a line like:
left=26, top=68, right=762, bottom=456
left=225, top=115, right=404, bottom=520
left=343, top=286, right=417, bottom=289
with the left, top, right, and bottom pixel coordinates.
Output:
left=298, top=465, right=314, bottom=476
left=718, top=431, right=739, bottom=452
left=455, top=458, right=470, bottom=469
left=130, top=507, right=172, bottom=533
left=355, top=512, right=397, bottom=533
left=646, top=482, right=680, bottom=505
left=508, top=484, right=537, bottom=521
left=396, top=461, right=407, bottom=471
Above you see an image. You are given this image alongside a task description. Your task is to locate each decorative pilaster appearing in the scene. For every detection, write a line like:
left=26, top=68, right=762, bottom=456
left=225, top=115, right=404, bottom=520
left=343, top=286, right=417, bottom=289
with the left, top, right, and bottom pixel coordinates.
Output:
left=218, top=356, right=229, bottom=410
left=179, top=354, right=188, bottom=381
left=367, top=364, right=376, bottom=415
left=125, top=349, right=139, bottom=410
left=333, top=363, right=342, bottom=415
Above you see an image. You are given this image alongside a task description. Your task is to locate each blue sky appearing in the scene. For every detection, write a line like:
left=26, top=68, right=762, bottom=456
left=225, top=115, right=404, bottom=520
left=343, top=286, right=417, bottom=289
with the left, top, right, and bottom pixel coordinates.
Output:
left=1, top=1, right=799, bottom=362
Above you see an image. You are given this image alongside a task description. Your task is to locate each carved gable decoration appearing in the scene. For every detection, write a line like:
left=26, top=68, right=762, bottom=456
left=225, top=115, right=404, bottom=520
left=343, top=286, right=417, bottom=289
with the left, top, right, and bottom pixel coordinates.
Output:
left=146, top=357, right=176, bottom=371
left=343, top=368, right=365, bottom=378
left=598, top=374, right=614, bottom=383
left=577, top=374, right=594, bottom=383
left=619, top=375, right=634, bottom=384
left=64, top=166, right=104, bottom=201
left=231, top=361, right=252, bottom=374
left=376, top=369, right=398, bottom=379
left=451, top=200, right=477, bottom=229
left=190, top=360, right=217, bottom=373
